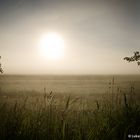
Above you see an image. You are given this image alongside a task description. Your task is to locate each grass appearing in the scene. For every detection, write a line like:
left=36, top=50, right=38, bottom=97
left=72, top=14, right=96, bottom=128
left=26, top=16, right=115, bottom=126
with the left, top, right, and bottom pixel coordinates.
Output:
left=0, top=78, right=140, bottom=140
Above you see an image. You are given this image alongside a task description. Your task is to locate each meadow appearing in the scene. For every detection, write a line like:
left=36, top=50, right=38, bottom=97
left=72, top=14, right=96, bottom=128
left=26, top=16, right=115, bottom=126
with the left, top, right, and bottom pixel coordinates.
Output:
left=0, top=75, right=140, bottom=140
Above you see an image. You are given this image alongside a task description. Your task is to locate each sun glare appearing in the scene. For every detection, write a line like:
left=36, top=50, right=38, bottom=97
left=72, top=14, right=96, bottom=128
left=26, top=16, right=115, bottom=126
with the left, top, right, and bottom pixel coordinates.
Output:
left=39, top=32, right=65, bottom=60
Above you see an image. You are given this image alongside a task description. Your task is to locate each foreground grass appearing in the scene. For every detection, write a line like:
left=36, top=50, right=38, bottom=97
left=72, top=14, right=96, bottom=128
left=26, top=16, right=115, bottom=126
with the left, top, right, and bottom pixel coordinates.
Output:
left=0, top=92, right=140, bottom=140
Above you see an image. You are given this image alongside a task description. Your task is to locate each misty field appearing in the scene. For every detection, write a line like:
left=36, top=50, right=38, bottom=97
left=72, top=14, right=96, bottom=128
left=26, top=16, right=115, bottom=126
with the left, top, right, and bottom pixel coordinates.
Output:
left=0, top=75, right=140, bottom=140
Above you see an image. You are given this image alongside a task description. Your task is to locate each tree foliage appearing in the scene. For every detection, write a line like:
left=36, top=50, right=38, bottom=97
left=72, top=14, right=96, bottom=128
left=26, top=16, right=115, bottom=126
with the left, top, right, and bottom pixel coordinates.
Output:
left=124, top=51, right=140, bottom=66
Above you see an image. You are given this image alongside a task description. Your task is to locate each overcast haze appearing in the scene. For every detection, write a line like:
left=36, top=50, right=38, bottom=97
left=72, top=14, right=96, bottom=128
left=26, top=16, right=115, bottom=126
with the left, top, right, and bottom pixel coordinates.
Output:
left=0, top=0, right=140, bottom=75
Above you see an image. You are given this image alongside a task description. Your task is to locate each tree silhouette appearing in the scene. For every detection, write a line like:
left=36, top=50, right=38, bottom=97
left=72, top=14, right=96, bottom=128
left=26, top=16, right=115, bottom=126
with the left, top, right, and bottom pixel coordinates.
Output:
left=124, top=51, right=140, bottom=66
left=0, top=56, right=3, bottom=73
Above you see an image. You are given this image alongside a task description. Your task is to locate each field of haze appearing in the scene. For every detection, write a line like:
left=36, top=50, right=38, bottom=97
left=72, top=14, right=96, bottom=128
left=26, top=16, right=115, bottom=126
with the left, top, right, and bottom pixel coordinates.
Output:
left=0, top=75, right=140, bottom=95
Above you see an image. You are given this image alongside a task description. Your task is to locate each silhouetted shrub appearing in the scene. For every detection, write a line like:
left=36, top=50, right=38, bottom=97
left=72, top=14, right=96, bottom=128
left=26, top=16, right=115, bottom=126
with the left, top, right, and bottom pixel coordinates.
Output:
left=0, top=56, right=3, bottom=73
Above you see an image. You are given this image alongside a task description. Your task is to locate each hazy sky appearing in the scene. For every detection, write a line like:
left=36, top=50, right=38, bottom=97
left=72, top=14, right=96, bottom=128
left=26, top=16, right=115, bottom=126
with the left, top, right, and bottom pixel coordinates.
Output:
left=0, top=0, right=140, bottom=74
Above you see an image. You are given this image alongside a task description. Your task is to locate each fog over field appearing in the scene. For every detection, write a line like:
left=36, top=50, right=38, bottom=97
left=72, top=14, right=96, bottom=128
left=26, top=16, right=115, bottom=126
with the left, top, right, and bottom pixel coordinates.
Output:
left=0, top=1, right=140, bottom=140
left=0, top=75, right=140, bottom=94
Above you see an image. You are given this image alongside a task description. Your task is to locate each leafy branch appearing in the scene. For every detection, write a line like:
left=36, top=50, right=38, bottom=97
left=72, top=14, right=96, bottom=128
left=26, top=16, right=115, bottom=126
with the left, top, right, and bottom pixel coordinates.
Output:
left=124, top=51, right=140, bottom=66
left=0, top=56, right=3, bottom=73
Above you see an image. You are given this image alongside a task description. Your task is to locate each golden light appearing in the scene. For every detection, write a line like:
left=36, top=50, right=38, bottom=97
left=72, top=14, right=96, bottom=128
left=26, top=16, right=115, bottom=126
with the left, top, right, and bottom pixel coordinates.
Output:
left=39, top=32, right=65, bottom=60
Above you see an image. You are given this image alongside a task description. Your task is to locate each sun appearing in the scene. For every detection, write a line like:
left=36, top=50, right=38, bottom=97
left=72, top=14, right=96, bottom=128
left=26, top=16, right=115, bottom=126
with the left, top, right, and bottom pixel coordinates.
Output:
left=39, top=32, right=65, bottom=60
